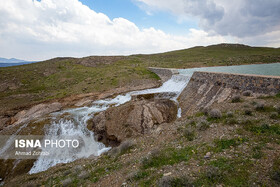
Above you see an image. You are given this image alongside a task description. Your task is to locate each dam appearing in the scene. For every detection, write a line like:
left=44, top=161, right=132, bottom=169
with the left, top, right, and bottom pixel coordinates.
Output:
left=149, top=63, right=280, bottom=116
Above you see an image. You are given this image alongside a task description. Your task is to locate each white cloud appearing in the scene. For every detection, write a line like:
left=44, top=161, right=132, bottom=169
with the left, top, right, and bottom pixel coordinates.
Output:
left=136, top=0, right=280, bottom=46
left=0, top=0, right=231, bottom=61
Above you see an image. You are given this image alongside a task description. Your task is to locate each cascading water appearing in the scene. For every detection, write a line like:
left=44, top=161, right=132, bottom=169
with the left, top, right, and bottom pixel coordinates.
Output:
left=2, top=73, right=192, bottom=175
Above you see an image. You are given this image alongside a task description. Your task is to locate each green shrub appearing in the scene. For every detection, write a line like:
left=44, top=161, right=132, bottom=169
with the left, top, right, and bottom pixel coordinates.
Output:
left=197, top=120, right=210, bottom=131
left=252, top=145, right=263, bottom=159
left=255, top=102, right=265, bottom=111
left=232, top=95, right=241, bottom=103
left=244, top=109, right=253, bottom=116
left=141, top=147, right=193, bottom=169
left=226, top=111, right=234, bottom=118
left=183, top=128, right=196, bottom=141
left=270, top=112, right=279, bottom=119
left=209, top=109, right=222, bottom=119
left=214, top=137, right=247, bottom=152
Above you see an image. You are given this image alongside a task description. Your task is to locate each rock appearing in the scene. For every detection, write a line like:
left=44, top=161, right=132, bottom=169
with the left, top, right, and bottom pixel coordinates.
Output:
left=75, top=99, right=92, bottom=107
left=204, top=152, right=211, bottom=159
left=63, top=170, right=71, bottom=176
left=78, top=171, right=90, bottom=179
left=87, top=99, right=177, bottom=146
left=107, top=147, right=120, bottom=157
left=0, top=83, right=9, bottom=92
left=163, top=172, right=172, bottom=176
left=73, top=165, right=83, bottom=172
left=61, top=178, right=72, bottom=187
left=243, top=90, right=253, bottom=96
left=119, top=140, right=135, bottom=154
left=13, top=102, right=62, bottom=125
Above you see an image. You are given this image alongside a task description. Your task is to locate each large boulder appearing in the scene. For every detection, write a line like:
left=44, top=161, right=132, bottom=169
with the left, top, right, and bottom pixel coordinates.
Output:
left=87, top=99, right=177, bottom=146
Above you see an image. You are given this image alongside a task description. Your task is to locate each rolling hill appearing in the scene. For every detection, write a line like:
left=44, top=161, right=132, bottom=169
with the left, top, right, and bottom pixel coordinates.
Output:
left=0, top=43, right=279, bottom=113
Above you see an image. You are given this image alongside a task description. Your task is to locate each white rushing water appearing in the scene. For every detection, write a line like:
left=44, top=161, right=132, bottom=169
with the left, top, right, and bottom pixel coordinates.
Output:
left=26, top=74, right=191, bottom=174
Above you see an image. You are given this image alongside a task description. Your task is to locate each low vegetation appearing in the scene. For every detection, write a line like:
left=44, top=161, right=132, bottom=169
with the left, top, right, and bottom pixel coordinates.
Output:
left=6, top=91, right=279, bottom=187
left=1, top=43, right=280, bottom=113
left=1, top=44, right=280, bottom=186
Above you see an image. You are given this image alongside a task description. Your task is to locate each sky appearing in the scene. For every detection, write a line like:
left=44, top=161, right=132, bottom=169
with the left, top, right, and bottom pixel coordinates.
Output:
left=0, top=0, right=279, bottom=61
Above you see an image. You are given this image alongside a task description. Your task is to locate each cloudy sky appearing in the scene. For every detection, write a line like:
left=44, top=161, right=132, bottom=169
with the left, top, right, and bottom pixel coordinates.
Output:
left=0, top=0, right=279, bottom=61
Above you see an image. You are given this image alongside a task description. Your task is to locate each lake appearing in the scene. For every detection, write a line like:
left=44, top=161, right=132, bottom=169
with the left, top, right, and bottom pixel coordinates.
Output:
left=178, top=63, right=280, bottom=76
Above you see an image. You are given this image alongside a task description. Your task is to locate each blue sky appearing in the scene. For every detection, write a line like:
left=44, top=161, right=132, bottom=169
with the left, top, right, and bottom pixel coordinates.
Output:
left=79, top=0, right=198, bottom=35
left=0, top=0, right=279, bottom=60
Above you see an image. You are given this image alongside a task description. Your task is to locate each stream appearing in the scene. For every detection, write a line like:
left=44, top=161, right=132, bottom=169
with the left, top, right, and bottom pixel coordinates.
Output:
left=0, top=72, right=192, bottom=175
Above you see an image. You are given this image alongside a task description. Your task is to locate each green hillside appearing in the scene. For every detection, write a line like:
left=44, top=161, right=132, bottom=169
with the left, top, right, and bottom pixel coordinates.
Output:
left=0, top=43, right=279, bottom=112
left=137, top=43, right=280, bottom=68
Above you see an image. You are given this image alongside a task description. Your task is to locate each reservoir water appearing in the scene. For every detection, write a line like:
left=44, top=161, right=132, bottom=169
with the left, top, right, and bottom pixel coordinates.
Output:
left=178, top=63, right=280, bottom=76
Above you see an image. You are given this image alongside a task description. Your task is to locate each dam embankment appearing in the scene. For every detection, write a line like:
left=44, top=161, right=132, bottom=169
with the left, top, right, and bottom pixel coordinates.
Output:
left=148, top=67, right=280, bottom=117
left=178, top=71, right=280, bottom=116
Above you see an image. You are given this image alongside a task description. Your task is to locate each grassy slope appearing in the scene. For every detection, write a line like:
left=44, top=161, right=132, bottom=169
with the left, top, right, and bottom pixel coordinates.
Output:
left=0, top=43, right=279, bottom=111
left=7, top=93, right=280, bottom=186
left=137, top=44, right=280, bottom=68
left=0, top=57, right=159, bottom=112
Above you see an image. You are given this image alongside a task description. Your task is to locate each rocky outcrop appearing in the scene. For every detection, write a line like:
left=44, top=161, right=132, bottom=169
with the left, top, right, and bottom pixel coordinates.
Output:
left=87, top=98, right=177, bottom=146
left=12, top=102, right=62, bottom=125
left=179, top=71, right=280, bottom=116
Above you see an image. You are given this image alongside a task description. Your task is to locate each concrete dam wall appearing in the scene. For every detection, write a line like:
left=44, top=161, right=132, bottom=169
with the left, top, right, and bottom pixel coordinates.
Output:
left=148, top=67, right=280, bottom=117
left=178, top=71, right=280, bottom=116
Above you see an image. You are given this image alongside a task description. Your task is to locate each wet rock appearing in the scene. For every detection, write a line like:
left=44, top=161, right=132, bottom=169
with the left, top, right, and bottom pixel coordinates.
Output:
left=87, top=99, right=177, bottom=146
left=13, top=102, right=62, bottom=125
left=74, top=99, right=92, bottom=107
left=132, top=92, right=177, bottom=100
